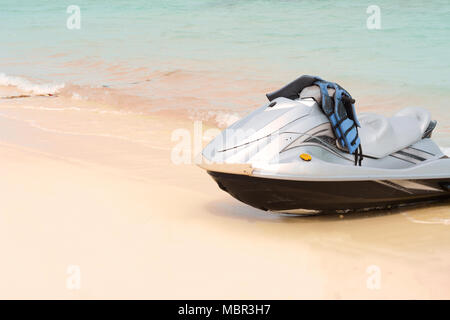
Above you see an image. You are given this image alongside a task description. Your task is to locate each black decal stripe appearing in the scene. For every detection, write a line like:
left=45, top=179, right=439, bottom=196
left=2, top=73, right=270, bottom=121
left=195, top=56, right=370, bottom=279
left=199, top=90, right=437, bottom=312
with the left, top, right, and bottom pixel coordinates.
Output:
left=389, top=154, right=417, bottom=164
left=396, top=150, right=427, bottom=162
left=375, top=180, right=413, bottom=194
left=407, top=146, right=435, bottom=156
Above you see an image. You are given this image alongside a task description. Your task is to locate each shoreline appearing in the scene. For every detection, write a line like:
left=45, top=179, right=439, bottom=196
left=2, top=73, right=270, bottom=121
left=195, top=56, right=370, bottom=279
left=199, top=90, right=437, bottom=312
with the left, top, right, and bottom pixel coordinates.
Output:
left=1, top=68, right=450, bottom=144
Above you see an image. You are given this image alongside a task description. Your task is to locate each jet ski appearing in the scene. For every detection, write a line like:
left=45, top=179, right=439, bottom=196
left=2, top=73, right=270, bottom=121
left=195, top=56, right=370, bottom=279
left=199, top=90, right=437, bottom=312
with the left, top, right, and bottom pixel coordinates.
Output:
left=198, top=75, right=450, bottom=214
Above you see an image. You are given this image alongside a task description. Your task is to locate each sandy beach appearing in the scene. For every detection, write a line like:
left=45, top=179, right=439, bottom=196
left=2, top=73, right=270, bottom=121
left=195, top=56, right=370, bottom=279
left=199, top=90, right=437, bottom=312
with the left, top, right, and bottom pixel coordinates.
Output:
left=1, top=89, right=449, bottom=299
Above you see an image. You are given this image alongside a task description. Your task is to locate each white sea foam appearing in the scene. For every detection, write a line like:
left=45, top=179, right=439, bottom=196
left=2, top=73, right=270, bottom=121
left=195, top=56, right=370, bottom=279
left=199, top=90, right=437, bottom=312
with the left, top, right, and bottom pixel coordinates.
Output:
left=188, top=110, right=241, bottom=128
left=210, top=111, right=241, bottom=128
left=0, top=73, right=65, bottom=95
left=71, top=92, right=87, bottom=100
left=403, top=212, right=450, bottom=225
left=440, top=147, right=450, bottom=156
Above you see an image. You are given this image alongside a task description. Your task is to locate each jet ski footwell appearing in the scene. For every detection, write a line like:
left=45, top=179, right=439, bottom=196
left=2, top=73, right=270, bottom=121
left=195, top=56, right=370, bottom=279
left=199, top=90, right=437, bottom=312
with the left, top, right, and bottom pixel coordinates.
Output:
left=208, top=171, right=450, bottom=212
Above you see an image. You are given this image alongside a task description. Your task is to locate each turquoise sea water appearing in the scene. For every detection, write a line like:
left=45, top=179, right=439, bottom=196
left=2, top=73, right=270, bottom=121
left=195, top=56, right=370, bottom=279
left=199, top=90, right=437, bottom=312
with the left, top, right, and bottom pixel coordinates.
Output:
left=1, top=1, right=449, bottom=83
left=0, top=0, right=449, bottom=142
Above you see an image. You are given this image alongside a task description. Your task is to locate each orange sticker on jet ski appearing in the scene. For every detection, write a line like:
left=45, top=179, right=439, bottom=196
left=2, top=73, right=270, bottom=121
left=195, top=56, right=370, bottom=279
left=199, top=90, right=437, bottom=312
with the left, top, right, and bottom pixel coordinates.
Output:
left=300, top=153, right=312, bottom=161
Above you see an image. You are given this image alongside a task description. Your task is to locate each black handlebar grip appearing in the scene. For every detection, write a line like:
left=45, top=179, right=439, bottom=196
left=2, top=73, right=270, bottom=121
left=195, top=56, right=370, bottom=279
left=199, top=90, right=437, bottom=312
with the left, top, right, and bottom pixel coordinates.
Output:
left=266, top=75, right=319, bottom=101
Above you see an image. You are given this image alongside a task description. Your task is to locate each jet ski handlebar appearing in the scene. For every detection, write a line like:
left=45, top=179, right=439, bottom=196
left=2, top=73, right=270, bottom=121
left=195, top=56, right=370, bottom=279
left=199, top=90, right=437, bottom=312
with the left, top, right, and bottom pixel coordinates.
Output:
left=266, top=75, right=319, bottom=101
left=266, top=75, right=356, bottom=105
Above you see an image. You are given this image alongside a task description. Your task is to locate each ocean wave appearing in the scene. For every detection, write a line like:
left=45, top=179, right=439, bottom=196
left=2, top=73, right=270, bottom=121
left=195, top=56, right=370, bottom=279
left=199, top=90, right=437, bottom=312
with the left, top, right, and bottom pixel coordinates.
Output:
left=0, top=73, right=65, bottom=95
left=403, top=212, right=450, bottom=225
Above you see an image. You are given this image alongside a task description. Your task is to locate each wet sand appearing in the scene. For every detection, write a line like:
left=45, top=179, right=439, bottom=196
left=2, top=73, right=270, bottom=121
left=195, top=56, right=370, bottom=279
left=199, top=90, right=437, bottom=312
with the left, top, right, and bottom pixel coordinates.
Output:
left=0, top=91, right=449, bottom=299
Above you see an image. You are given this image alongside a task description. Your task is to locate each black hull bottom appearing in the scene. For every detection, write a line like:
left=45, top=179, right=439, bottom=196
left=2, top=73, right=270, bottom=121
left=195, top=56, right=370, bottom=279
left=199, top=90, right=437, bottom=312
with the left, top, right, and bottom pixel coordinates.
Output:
left=208, top=171, right=450, bottom=212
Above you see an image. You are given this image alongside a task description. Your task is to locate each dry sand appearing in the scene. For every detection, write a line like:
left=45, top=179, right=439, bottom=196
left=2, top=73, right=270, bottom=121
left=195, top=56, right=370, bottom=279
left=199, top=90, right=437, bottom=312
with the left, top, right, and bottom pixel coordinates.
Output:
left=0, top=91, right=449, bottom=299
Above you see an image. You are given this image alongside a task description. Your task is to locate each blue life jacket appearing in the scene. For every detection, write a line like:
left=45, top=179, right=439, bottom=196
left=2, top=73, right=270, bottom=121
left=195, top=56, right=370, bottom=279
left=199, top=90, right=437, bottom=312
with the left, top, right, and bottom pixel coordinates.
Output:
left=315, top=80, right=361, bottom=155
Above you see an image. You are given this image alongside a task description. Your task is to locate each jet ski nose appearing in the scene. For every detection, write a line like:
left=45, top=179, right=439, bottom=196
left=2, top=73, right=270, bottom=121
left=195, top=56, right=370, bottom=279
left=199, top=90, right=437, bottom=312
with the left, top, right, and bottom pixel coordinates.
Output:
left=197, top=153, right=254, bottom=176
left=198, top=97, right=319, bottom=168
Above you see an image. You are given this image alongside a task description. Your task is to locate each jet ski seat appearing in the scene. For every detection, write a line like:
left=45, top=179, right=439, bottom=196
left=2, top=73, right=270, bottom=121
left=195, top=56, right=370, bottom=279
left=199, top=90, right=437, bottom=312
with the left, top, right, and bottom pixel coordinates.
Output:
left=299, top=85, right=432, bottom=158
left=357, top=107, right=431, bottom=158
